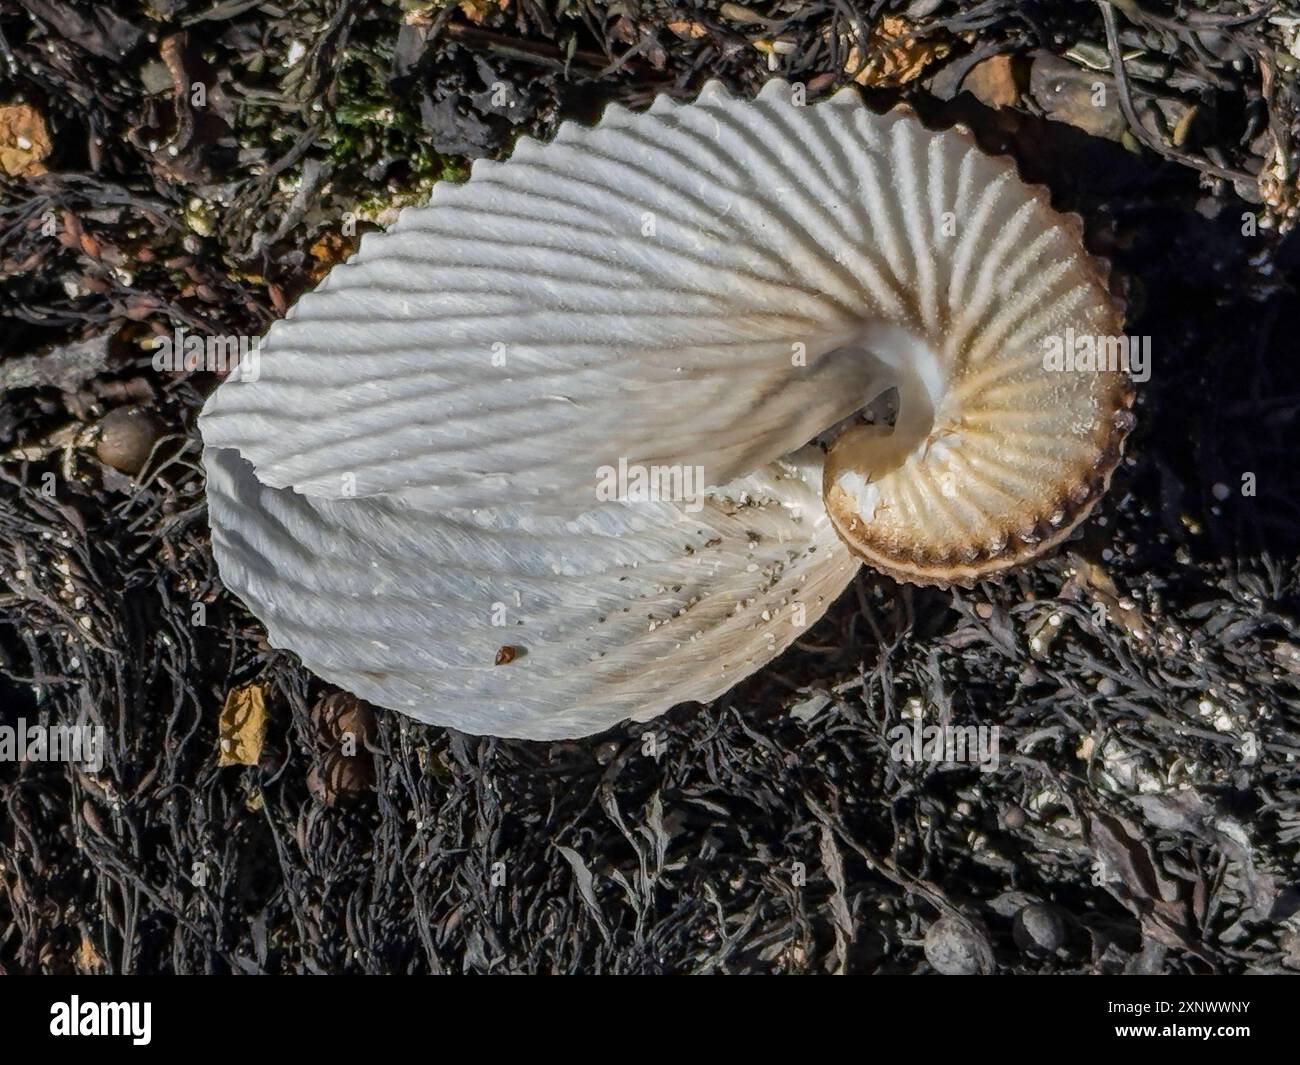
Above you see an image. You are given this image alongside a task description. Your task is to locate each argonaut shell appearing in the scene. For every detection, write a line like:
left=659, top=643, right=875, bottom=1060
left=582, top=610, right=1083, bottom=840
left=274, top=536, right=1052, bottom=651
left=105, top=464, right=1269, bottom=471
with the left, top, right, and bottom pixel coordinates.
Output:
left=200, top=79, right=1133, bottom=739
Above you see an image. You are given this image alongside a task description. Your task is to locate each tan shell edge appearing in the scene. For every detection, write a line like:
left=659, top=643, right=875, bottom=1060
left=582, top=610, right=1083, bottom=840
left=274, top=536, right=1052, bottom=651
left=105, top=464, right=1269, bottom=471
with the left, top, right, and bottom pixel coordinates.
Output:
left=823, top=97, right=1135, bottom=590
left=825, top=392, right=1135, bottom=589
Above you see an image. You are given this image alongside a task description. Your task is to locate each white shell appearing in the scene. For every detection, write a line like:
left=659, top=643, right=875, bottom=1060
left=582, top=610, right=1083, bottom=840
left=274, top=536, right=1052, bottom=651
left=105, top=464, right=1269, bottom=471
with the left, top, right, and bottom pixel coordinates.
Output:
left=200, top=79, right=1121, bottom=738
left=205, top=445, right=856, bottom=737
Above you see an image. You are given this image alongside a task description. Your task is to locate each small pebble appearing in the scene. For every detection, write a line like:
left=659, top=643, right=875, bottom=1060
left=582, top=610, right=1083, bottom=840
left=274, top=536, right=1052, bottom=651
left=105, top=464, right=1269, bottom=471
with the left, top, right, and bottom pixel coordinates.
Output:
left=924, top=915, right=994, bottom=975
left=95, top=406, right=161, bottom=474
left=1013, top=903, right=1069, bottom=955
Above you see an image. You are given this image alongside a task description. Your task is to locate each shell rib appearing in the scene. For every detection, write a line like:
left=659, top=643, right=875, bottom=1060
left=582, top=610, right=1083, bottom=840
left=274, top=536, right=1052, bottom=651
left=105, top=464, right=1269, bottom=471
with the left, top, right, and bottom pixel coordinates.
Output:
left=200, top=79, right=1132, bottom=739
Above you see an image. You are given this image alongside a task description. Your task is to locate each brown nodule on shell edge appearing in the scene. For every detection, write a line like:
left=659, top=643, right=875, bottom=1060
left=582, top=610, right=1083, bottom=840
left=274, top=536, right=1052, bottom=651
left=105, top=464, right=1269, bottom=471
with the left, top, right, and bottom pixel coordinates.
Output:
left=822, top=106, right=1136, bottom=589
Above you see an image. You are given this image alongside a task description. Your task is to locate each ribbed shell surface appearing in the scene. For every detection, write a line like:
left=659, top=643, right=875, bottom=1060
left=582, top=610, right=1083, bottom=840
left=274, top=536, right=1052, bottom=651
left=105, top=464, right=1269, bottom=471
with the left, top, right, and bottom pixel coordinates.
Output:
left=200, top=79, right=1127, bottom=738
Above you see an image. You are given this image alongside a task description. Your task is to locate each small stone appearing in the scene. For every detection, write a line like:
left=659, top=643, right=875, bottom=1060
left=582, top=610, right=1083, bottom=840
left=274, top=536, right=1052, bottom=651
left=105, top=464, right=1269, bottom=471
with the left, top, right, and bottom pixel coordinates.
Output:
left=924, top=915, right=995, bottom=975
left=1013, top=903, right=1068, bottom=954
left=95, top=406, right=162, bottom=474
left=1001, top=805, right=1026, bottom=830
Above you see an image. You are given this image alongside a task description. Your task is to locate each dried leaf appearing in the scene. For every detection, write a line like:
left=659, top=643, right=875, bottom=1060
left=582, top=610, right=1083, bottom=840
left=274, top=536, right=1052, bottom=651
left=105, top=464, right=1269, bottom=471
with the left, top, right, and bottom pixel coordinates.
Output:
left=843, top=16, right=950, bottom=88
left=75, top=931, right=105, bottom=974
left=963, top=54, right=1020, bottom=109
left=666, top=19, right=708, bottom=40
left=217, top=683, right=267, bottom=767
left=0, top=103, right=53, bottom=177
left=458, top=0, right=508, bottom=25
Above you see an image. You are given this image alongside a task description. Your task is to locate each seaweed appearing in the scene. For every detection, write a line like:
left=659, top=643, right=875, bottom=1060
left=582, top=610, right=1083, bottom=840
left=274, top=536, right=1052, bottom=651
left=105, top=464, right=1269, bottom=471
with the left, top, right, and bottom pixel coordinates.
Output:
left=1, top=0, right=1298, bottom=974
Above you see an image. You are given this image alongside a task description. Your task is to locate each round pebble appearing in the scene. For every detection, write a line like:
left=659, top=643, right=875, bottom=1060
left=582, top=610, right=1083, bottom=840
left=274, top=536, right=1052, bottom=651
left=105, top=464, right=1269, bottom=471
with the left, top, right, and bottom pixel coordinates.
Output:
left=1013, top=903, right=1068, bottom=954
left=95, top=406, right=161, bottom=474
left=924, top=916, right=994, bottom=975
